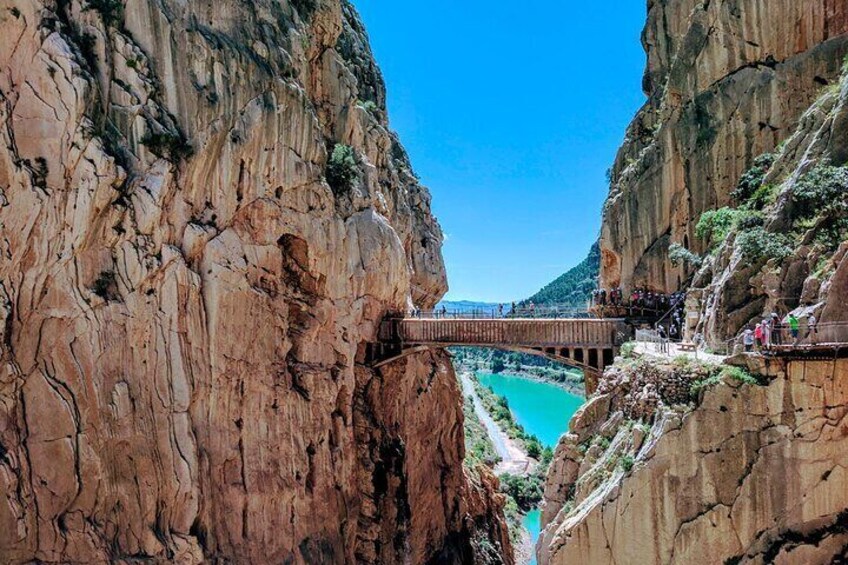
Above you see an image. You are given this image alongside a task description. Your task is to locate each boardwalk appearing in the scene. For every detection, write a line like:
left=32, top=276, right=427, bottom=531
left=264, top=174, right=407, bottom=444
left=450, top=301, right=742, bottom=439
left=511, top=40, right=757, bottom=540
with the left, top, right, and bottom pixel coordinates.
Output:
left=371, top=317, right=631, bottom=394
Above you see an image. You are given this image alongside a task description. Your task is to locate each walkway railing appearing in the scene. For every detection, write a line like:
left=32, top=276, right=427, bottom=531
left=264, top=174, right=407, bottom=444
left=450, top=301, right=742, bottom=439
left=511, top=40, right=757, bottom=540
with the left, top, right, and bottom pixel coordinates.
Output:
left=691, top=321, right=848, bottom=356
left=382, top=317, right=629, bottom=348
left=752, top=322, right=848, bottom=351
left=411, top=307, right=591, bottom=320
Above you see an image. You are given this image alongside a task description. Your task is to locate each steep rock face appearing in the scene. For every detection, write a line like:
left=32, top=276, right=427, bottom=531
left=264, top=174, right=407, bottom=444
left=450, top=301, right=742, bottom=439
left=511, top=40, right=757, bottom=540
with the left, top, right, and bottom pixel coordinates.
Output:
left=693, top=65, right=848, bottom=343
left=539, top=357, right=848, bottom=564
left=600, top=0, right=848, bottom=293
left=0, top=0, right=509, bottom=563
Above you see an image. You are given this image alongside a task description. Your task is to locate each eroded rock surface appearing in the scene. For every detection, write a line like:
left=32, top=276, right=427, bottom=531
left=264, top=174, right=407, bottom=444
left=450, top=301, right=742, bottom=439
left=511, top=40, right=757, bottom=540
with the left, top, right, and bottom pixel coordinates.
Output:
left=600, top=0, right=848, bottom=293
left=539, top=357, right=848, bottom=564
left=0, top=0, right=509, bottom=562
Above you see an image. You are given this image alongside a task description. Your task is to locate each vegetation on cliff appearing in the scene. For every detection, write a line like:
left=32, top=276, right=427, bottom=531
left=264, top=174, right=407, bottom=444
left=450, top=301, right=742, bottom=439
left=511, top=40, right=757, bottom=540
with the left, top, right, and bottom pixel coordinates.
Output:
left=463, top=394, right=501, bottom=469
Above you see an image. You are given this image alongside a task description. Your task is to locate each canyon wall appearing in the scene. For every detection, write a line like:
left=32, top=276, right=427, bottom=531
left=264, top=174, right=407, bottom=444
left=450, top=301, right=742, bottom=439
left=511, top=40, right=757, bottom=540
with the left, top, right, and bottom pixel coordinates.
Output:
left=600, top=0, right=848, bottom=294
left=0, top=0, right=510, bottom=563
left=539, top=356, right=848, bottom=564
left=540, top=4, right=848, bottom=562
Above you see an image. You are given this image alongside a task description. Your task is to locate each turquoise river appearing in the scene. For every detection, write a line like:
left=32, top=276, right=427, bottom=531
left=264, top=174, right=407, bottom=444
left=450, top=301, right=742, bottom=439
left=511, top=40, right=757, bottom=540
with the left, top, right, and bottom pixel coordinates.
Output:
left=475, top=372, right=584, bottom=564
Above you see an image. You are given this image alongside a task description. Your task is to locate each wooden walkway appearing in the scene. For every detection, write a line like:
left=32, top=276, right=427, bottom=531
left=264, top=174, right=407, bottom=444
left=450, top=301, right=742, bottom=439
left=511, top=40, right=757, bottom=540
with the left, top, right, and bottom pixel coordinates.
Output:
left=370, top=317, right=631, bottom=394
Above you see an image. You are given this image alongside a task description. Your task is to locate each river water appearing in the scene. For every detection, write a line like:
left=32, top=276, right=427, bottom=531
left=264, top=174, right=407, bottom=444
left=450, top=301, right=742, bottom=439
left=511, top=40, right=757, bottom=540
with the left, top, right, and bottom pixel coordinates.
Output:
left=476, top=372, right=584, bottom=565
left=476, top=372, right=583, bottom=448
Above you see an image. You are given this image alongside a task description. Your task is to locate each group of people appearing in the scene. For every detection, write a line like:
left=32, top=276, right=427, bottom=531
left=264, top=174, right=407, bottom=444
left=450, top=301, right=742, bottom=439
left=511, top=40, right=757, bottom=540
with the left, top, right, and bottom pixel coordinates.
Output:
left=591, top=288, right=624, bottom=306
left=740, top=312, right=818, bottom=351
left=657, top=300, right=687, bottom=341
left=592, top=287, right=687, bottom=316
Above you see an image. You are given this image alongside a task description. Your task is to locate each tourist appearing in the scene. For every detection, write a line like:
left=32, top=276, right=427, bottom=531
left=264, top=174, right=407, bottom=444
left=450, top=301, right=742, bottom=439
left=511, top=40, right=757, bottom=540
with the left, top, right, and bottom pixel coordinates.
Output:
left=742, top=326, right=755, bottom=352
left=498, top=304, right=504, bottom=318
left=788, top=313, right=800, bottom=344
left=771, top=314, right=782, bottom=346
left=657, top=325, right=668, bottom=354
left=529, top=301, right=536, bottom=317
left=807, top=313, right=818, bottom=343
left=762, top=317, right=772, bottom=348
left=754, top=322, right=764, bottom=350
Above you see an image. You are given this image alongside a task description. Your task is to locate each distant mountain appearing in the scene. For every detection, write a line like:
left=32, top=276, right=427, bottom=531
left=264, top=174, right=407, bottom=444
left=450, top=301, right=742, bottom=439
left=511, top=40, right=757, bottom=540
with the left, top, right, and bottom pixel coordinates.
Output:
left=522, top=242, right=600, bottom=307
left=437, top=300, right=502, bottom=313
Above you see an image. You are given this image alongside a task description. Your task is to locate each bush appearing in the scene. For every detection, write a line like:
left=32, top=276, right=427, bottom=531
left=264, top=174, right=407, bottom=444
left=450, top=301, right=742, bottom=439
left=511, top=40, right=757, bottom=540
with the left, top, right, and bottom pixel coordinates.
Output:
left=326, top=144, right=360, bottom=195
left=669, top=243, right=702, bottom=267
left=525, top=436, right=543, bottom=460
left=812, top=217, right=848, bottom=252
left=696, top=207, right=740, bottom=248
left=732, top=153, right=775, bottom=205
left=500, top=473, right=544, bottom=510
left=736, top=227, right=792, bottom=262
left=620, top=341, right=636, bottom=359
left=358, top=100, right=378, bottom=114
left=620, top=454, right=635, bottom=472
left=141, top=130, right=193, bottom=161
left=689, top=373, right=722, bottom=397
left=791, top=165, right=848, bottom=221
left=594, top=436, right=611, bottom=451
left=736, top=212, right=765, bottom=230
left=719, top=366, right=762, bottom=386
left=747, top=183, right=779, bottom=210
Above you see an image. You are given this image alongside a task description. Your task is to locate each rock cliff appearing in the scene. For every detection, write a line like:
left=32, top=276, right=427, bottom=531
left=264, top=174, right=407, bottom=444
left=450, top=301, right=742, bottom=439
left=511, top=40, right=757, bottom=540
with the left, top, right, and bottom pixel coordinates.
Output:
left=539, top=355, right=848, bottom=564
left=541, top=4, right=848, bottom=562
left=0, top=0, right=510, bottom=563
left=600, top=0, right=848, bottom=294
left=692, top=60, right=848, bottom=344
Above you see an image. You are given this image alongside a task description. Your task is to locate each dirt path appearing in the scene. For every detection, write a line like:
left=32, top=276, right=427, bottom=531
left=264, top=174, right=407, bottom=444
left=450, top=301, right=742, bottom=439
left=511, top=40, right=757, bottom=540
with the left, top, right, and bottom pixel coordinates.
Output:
left=460, top=372, right=534, bottom=476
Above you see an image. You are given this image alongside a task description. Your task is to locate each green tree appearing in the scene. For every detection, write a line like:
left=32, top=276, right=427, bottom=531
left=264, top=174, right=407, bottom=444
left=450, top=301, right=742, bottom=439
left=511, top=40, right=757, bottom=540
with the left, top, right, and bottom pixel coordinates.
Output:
left=326, top=144, right=360, bottom=194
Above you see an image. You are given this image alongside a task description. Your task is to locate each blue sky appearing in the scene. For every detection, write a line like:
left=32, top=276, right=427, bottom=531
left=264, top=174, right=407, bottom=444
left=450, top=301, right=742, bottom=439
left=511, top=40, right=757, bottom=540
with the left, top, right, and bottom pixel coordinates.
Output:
left=353, top=1, right=648, bottom=303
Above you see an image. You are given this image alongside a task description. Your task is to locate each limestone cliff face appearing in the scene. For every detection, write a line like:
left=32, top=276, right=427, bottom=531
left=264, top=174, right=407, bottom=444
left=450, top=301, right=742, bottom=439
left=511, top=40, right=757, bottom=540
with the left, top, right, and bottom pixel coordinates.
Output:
left=0, top=0, right=510, bottom=563
left=539, top=357, right=848, bottom=564
left=694, top=64, right=848, bottom=343
left=600, top=0, right=848, bottom=293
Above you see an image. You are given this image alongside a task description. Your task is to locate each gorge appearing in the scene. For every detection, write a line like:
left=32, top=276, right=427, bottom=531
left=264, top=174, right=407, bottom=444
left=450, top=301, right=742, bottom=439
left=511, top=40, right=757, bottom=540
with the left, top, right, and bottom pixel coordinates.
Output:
left=2, top=0, right=848, bottom=564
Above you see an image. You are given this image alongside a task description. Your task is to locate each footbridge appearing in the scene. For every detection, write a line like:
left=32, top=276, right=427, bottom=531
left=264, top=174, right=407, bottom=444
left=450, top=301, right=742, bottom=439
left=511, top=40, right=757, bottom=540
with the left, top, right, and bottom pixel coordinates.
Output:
left=368, top=317, right=632, bottom=394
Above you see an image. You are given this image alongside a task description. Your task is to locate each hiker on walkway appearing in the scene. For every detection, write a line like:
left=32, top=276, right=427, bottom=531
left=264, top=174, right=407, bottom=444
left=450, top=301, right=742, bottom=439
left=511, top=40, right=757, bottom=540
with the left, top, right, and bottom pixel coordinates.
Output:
left=743, top=326, right=755, bottom=352
left=762, top=317, right=772, bottom=348
left=497, top=304, right=504, bottom=318
left=771, top=314, right=782, bottom=346
left=657, top=325, right=668, bottom=354
left=754, top=322, right=764, bottom=350
left=807, top=313, right=818, bottom=343
left=788, top=313, right=800, bottom=344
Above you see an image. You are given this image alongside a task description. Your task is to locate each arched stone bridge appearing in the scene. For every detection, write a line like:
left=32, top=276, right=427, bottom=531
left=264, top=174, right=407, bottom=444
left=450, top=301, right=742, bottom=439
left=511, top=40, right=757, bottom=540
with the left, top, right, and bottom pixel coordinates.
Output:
left=368, top=317, right=632, bottom=394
